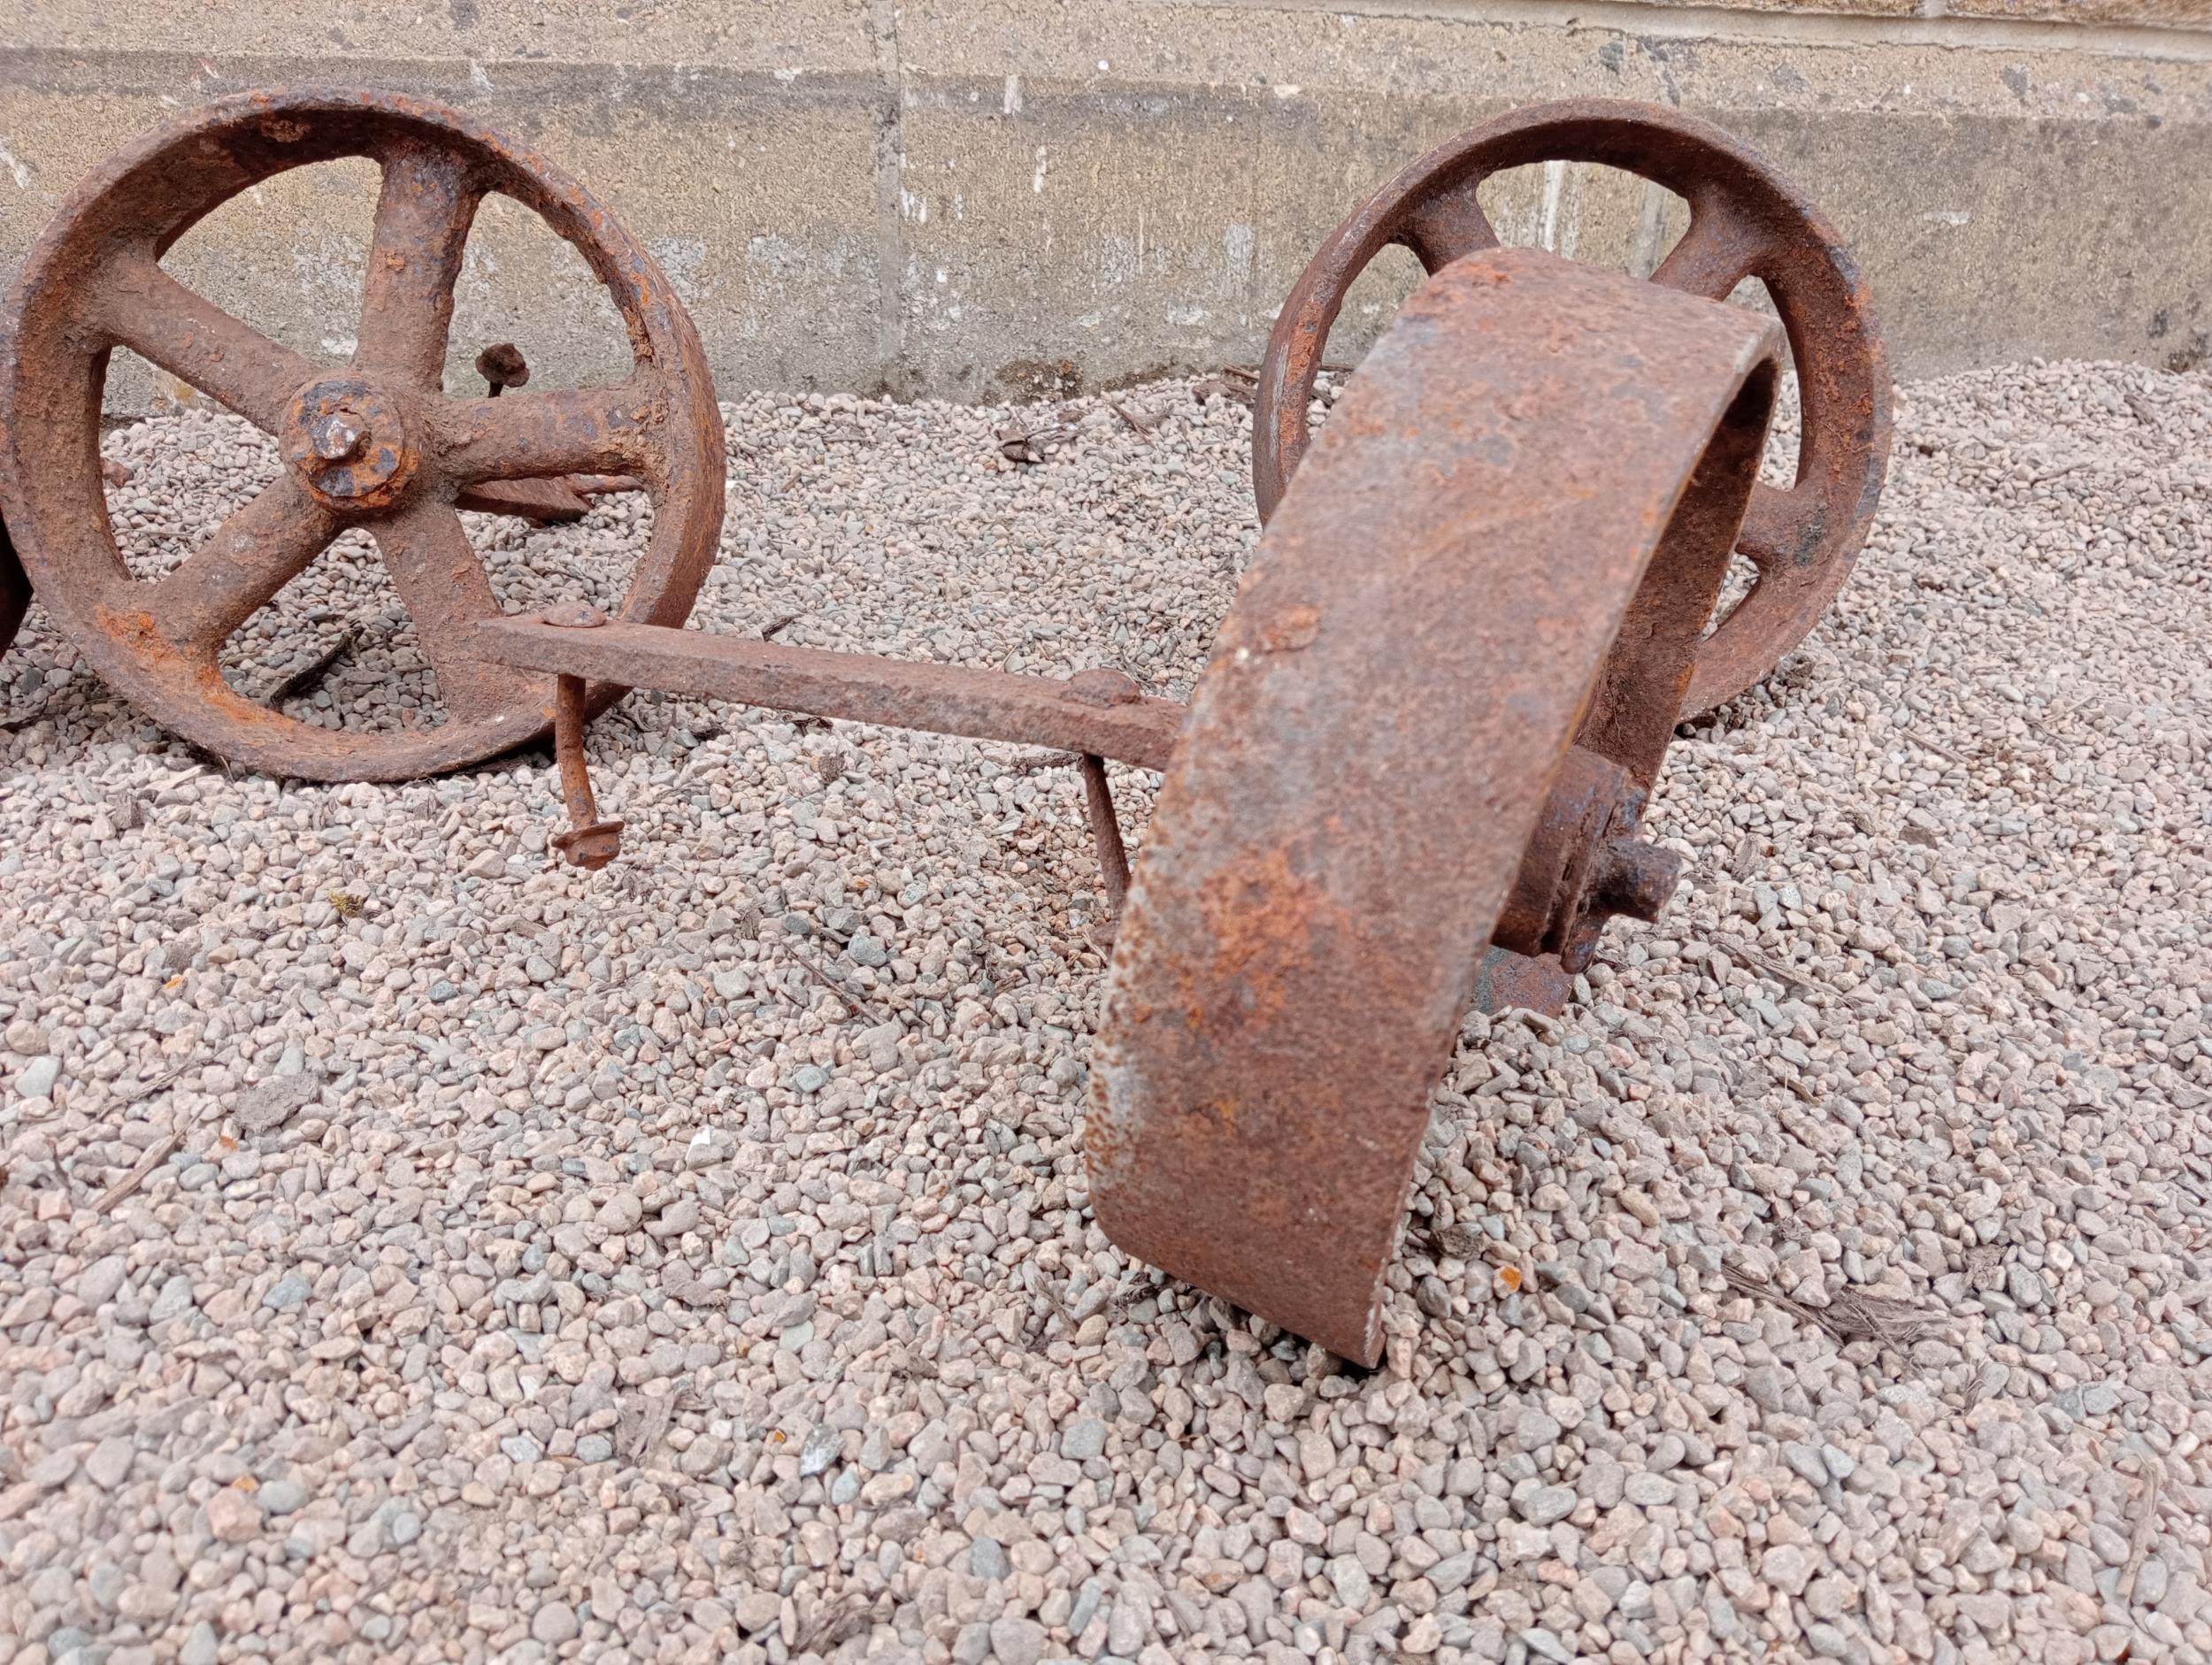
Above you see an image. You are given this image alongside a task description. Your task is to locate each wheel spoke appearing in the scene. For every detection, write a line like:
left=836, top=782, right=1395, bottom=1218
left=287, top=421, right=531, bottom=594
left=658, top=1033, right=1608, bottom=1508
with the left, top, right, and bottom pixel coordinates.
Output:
left=142, top=477, right=339, bottom=652
left=1650, top=205, right=1764, bottom=302
left=355, top=144, right=480, bottom=389
left=432, top=383, right=658, bottom=485
left=93, top=258, right=318, bottom=435
left=369, top=500, right=527, bottom=720
left=1398, top=182, right=1500, bottom=275
left=1735, top=482, right=1807, bottom=573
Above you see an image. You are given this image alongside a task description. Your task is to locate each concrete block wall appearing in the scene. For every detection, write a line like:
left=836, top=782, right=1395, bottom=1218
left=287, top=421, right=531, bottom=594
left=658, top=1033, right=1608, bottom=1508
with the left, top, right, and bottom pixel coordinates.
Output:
left=3, top=1, right=2209, bottom=409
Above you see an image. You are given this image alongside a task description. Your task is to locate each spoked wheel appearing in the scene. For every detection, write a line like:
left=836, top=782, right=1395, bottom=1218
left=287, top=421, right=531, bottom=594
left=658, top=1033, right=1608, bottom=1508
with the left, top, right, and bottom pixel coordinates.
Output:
left=1254, top=99, right=1891, bottom=719
left=0, top=88, right=725, bottom=781
left=1098, top=248, right=1783, bottom=1364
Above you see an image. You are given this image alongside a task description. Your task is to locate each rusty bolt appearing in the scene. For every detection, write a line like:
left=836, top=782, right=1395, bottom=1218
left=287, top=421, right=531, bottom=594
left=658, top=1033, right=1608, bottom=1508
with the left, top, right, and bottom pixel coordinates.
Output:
left=1064, top=667, right=1141, bottom=708
left=477, top=342, right=530, bottom=397
left=542, top=602, right=610, bottom=629
left=1590, top=836, right=1681, bottom=924
left=552, top=819, right=624, bottom=871
left=309, top=410, right=367, bottom=462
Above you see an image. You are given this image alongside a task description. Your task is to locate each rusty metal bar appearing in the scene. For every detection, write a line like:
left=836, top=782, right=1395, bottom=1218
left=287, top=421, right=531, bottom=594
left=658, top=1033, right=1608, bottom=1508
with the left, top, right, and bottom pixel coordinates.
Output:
left=549, top=671, right=623, bottom=870
left=1079, top=754, right=1132, bottom=916
left=474, top=617, right=1185, bottom=771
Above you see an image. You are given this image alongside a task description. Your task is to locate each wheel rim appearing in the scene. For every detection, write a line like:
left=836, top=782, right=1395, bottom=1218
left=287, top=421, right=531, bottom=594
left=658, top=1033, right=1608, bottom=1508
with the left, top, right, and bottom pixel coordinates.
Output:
left=0, top=87, right=725, bottom=781
left=1100, top=249, right=1783, bottom=1365
left=1254, top=99, right=1891, bottom=719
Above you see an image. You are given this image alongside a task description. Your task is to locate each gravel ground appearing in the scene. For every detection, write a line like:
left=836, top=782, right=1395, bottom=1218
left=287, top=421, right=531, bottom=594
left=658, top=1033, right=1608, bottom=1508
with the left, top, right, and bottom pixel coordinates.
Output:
left=1, top=357, right=2209, bottom=1665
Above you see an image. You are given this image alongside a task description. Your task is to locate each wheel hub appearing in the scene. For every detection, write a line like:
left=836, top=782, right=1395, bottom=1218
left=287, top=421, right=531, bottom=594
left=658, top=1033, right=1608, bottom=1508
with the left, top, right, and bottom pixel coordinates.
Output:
left=280, top=375, right=418, bottom=512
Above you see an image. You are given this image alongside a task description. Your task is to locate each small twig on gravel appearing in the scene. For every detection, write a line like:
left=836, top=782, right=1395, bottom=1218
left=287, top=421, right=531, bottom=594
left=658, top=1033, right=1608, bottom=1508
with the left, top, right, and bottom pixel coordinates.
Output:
left=1110, top=400, right=1159, bottom=436
left=261, top=631, right=356, bottom=709
left=997, top=418, right=1071, bottom=464
left=1717, top=935, right=1823, bottom=999
left=94, top=1128, right=187, bottom=1213
left=2121, top=1466, right=2163, bottom=1600
left=92, top=1071, right=198, bottom=1209
left=759, top=612, right=801, bottom=641
left=780, top=943, right=889, bottom=1027
left=1004, top=749, right=1081, bottom=775
left=791, top=1590, right=872, bottom=1653
left=1905, top=730, right=1966, bottom=767
left=1720, top=1263, right=1947, bottom=1348
left=615, top=1393, right=673, bottom=1463
left=1194, top=367, right=1258, bottom=407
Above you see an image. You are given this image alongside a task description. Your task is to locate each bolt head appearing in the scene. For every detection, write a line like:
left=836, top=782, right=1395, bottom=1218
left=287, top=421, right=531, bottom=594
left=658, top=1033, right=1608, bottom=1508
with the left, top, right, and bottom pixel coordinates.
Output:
left=309, top=410, right=366, bottom=462
left=1064, top=667, right=1141, bottom=707
left=476, top=342, right=531, bottom=390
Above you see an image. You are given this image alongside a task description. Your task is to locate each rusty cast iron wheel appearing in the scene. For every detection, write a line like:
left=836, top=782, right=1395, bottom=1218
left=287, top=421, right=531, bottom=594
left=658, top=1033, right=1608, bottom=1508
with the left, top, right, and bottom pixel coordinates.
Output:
left=1099, top=248, right=1782, bottom=1365
left=0, top=88, right=725, bottom=782
left=1254, top=99, right=1891, bottom=719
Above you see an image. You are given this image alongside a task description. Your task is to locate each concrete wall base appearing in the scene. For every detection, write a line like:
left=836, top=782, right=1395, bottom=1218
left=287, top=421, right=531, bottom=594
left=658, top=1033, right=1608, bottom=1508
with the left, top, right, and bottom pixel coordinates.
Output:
left=3, top=2, right=2208, bottom=409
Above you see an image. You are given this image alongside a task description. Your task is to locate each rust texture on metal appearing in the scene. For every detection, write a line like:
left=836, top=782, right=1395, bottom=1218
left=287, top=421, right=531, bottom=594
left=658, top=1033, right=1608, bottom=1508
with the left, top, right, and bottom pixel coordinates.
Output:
left=1494, top=747, right=1682, bottom=974
left=1470, top=945, right=1573, bottom=1019
left=0, top=87, right=725, bottom=783
left=476, top=616, right=1187, bottom=771
left=1255, top=99, right=1892, bottom=719
left=455, top=342, right=647, bottom=525
left=0, top=515, right=26, bottom=661
left=1094, top=248, right=1779, bottom=1365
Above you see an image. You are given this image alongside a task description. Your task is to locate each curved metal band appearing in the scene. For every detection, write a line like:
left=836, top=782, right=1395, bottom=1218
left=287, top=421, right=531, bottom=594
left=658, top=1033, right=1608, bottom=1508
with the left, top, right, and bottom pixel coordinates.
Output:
left=1094, top=248, right=1780, bottom=1364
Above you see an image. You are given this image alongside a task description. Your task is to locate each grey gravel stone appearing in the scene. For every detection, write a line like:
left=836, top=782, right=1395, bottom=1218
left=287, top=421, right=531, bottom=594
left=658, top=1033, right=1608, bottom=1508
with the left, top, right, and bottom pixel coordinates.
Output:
left=257, top=1481, right=308, bottom=1515
left=530, top=1601, right=580, bottom=1646
left=988, top=1615, right=1047, bottom=1665
left=84, top=1436, right=134, bottom=1490
left=1515, top=1484, right=1577, bottom=1526
left=799, top=1422, right=840, bottom=1477
left=971, top=1535, right=1010, bottom=1580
